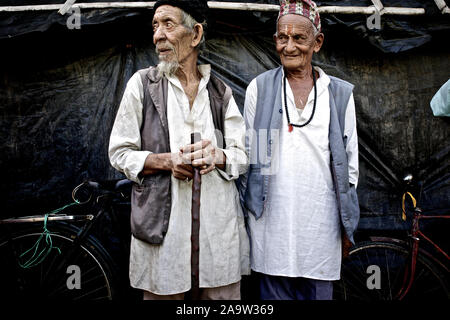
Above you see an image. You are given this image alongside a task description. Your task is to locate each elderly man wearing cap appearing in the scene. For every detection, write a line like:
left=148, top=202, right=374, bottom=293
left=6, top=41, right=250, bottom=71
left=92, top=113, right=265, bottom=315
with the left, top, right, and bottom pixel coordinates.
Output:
left=240, top=0, right=360, bottom=300
left=109, top=0, right=249, bottom=300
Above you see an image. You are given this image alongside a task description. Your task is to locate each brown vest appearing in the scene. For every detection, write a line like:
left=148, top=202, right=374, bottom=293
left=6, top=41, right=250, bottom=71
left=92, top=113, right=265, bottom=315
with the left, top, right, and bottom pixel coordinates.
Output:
left=130, top=66, right=232, bottom=244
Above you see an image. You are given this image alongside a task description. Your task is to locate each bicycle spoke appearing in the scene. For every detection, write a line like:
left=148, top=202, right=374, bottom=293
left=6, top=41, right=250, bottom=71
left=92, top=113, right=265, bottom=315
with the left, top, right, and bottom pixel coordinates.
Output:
left=343, top=271, right=373, bottom=300
left=384, top=247, right=392, bottom=300
left=41, top=234, right=72, bottom=282
left=410, top=263, right=447, bottom=298
left=72, top=285, right=108, bottom=301
left=0, top=226, right=116, bottom=300
left=48, top=272, right=106, bottom=298
left=389, top=249, right=405, bottom=297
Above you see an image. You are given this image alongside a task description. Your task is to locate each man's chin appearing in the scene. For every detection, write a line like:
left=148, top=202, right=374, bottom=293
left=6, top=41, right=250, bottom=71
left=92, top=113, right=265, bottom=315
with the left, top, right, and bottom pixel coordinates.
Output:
left=282, top=62, right=309, bottom=71
left=158, top=54, right=172, bottom=62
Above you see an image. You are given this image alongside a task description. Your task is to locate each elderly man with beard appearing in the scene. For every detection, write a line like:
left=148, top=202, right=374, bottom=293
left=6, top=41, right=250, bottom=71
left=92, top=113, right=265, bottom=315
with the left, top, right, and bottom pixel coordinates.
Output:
left=108, top=0, right=249, bottom=300
left=240, top=0, right=360, bottom=300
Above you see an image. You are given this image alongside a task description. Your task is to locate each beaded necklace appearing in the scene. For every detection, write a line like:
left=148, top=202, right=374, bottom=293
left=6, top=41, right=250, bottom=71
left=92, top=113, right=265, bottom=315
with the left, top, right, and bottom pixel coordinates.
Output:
left=283, top=65, right=317, bottom=132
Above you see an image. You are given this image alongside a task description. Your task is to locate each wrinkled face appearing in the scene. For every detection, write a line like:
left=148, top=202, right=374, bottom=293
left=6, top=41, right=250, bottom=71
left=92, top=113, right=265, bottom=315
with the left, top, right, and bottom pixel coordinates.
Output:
left=274, top=14, right=323, bottom=71
left=152, top=5, right=195, bottom=65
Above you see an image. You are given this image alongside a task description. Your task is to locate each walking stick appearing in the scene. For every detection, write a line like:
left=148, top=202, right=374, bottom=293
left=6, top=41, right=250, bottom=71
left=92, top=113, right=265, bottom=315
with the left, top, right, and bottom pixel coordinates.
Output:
left=189, top=132, right=201, bottom=300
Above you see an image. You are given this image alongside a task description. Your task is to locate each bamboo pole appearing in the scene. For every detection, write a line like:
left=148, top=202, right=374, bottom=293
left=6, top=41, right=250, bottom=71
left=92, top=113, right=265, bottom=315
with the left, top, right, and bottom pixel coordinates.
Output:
left=370, top=0, right=384, bottom=13
left=0, top=1, right=429, bottom=15
left=318, top=6, right=424, bottom=15
left=58, top=0, right=77, bottom=15
left=434, top=0, right=450, bottom=13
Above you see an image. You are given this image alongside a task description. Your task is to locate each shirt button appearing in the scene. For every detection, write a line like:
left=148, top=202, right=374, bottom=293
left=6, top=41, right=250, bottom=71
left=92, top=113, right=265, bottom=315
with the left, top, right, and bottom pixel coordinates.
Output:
left=269, top=139, right=273, bottom=144
left=279, top=109, right=282, bottom=113
left=262, top=196, right=266, bottom=201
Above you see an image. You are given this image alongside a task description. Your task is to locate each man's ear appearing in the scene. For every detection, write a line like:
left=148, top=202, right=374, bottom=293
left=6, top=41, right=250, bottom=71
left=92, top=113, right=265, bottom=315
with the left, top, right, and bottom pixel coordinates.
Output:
left=314, top=33, right=324, bottom=53
left=191, top=23, right=204, bottom=48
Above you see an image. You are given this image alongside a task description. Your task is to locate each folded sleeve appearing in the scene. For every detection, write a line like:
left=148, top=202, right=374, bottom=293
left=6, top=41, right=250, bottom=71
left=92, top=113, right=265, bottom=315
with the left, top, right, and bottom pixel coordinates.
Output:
left=217, top=96, right=249, bottom=181
left=344, top=93, right=359, bottom=188
left=235, top=79, right=257, bottom=198
left=108, top=72, right=151, bottom=184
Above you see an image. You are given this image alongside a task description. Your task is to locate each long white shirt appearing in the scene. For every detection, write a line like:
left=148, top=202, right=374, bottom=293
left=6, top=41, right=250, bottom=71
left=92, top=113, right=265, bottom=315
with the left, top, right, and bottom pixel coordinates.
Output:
left=244, top=66, right=358, bottom=280
left=109, top=65, right=250, bottom=295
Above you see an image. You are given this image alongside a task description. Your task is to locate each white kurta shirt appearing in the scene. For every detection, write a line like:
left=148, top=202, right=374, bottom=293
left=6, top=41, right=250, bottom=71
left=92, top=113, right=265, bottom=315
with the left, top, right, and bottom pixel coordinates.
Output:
left=109, top=65, right=250, bottom=295
left=244, top=66, right=359, bottom=281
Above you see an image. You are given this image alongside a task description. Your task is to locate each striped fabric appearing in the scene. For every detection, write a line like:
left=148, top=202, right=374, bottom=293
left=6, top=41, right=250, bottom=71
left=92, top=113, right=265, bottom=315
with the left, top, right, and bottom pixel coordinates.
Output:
left=278, top=0, right=321, bottom=32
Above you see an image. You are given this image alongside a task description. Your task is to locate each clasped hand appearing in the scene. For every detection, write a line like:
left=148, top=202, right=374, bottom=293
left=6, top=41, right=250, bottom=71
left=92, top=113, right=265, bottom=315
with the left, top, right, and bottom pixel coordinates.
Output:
left=171, top=139, right=225, bottom=181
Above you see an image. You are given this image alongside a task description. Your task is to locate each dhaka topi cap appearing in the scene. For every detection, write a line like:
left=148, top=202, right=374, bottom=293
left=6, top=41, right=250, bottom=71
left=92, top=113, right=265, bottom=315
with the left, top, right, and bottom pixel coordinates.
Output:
left=278, top=0, right=321, bottom=32
left=153, top=0, right=209, bottom=24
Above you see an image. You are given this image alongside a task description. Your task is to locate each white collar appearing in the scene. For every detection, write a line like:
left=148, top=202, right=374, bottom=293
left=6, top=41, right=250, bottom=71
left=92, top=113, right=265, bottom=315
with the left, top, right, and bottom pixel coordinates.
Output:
left=166, top=64, right=211, bottom=92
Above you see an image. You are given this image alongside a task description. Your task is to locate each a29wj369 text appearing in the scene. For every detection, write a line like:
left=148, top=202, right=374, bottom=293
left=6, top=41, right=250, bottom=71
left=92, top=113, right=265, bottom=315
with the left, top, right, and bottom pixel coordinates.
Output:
left=176, top=304, right=274, bottom=317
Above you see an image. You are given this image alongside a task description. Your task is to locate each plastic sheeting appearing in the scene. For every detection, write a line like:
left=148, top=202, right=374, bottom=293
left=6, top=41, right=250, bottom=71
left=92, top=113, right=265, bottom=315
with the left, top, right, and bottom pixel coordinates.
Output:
left=0, top=1, right=449, bottom=235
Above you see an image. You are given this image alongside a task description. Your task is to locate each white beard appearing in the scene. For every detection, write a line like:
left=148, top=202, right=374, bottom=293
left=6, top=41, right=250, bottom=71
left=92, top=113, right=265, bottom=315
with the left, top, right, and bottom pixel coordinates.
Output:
left=156, top=60, right=179, bottom=77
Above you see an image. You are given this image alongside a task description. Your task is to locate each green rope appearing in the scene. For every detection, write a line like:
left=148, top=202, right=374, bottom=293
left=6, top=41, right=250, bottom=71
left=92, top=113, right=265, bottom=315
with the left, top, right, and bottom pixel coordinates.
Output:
left=19, top=201, right=80, bottom=269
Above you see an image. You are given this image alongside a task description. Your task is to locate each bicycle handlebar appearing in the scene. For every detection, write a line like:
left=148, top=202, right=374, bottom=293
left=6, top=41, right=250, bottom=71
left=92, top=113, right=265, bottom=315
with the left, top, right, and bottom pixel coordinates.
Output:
left=72, top=179, right=132, bottom=204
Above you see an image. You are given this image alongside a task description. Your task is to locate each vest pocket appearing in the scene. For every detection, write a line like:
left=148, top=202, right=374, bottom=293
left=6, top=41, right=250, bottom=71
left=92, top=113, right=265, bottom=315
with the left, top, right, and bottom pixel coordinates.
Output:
left=339, top=184, right=360, bottom=241
left=130, top=176, right=171, bottom=244
left=244, top=168, right=265, bottom=218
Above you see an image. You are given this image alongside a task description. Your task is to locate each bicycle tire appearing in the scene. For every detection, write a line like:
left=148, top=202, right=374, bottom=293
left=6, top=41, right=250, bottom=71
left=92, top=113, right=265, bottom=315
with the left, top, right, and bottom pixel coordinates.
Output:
left=0, top=222, right=118, bottom=301
left=334, top=241, right=449, bottom=301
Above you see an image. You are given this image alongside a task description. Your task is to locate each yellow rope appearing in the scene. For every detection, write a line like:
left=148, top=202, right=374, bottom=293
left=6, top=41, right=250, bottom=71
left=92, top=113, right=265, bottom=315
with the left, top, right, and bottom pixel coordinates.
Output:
left=401, top=192, right=417, bottom=221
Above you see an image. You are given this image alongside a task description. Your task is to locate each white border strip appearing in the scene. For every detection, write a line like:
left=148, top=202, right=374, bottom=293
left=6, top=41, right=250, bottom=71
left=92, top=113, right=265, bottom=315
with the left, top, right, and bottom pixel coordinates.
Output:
left=0, top=2, right=430, bottom=15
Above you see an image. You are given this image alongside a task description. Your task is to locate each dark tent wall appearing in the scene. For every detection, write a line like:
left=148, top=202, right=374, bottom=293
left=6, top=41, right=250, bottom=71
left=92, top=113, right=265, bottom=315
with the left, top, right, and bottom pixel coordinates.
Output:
left=0, top=1, right=449, bottom=237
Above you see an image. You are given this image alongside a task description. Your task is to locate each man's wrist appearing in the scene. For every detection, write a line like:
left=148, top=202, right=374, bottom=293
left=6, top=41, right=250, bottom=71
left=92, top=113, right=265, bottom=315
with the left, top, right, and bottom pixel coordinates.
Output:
left=142, top=152, right=173, bottom=175
left=215, top=148, right=226, bottom=170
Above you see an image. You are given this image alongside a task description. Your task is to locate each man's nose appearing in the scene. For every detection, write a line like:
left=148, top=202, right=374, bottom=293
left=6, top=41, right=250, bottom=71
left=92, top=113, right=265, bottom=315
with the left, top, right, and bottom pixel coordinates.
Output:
left=153, top=26, right=166, bottom=44
left=285, top=37, right=296, bottom=52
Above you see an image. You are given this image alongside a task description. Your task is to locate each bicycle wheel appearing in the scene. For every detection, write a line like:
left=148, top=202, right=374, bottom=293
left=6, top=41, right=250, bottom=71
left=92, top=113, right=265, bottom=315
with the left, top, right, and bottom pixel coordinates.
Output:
left=0, top=222, right=118, bottom=300
left=334, top=241, right=449, bottom=300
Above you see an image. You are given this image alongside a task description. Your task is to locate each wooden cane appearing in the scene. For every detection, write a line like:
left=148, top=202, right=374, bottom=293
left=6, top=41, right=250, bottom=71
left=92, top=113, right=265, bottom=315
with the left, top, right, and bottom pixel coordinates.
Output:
left=189, top=132, right=201, bottom=300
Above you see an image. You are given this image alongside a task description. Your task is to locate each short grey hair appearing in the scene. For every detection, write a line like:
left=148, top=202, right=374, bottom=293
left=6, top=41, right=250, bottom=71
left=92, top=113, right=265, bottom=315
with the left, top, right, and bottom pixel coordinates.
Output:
left=181, top=10, right=207, bottom=51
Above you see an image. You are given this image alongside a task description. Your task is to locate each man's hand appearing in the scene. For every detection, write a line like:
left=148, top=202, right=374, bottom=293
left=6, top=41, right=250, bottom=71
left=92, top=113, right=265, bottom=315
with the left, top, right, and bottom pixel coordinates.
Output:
left=342, top=232, right=353, bottom=259
left=140, top=140, right=226, bottom=180
left=180, top=139, right=226, bottom=175
left=171, top=152, right=194, bottom=181
left=141, top=152, right=193, bottom=181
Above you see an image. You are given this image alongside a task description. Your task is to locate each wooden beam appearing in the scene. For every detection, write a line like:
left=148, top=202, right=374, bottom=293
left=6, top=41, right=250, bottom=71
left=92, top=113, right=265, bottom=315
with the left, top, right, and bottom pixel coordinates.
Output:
left=0, top=2, right=155, bottom=12
left=0, top=2, right=427, bottom=15
left=319, top=6, right=424, bottom=15
left=208, top=2, right=279, bottom=11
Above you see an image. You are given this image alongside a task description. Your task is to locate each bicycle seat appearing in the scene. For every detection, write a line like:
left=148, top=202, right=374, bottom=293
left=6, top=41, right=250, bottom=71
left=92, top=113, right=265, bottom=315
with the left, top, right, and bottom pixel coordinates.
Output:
left=84, top=179, right=131, bottom=192
left=114, top=179, right=133, bottom=194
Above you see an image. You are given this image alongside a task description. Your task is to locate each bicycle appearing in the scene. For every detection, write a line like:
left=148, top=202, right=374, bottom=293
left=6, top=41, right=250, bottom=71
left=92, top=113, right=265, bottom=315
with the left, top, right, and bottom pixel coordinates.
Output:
left=0, top=178, right=133, bottom=301
left=334, top=174, right=449, bottom=300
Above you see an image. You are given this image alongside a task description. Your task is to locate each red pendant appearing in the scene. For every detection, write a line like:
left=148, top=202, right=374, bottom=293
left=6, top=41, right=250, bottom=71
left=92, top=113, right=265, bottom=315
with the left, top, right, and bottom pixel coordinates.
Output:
left=288, top=124, right=293, bottom=132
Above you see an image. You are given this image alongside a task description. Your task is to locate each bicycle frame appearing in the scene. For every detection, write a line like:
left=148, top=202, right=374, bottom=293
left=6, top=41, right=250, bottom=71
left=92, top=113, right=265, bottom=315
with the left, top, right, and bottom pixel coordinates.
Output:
left=396, top=207, right=450, bottom=300
left=0, top=179, right=131, bottom=300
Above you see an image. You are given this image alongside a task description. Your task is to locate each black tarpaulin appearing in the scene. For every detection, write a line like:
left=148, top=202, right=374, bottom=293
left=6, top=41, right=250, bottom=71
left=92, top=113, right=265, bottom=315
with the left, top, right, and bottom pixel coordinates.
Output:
left=2, top=1, right=450, bottom=53
left=0, top=1, right=449, bottom=234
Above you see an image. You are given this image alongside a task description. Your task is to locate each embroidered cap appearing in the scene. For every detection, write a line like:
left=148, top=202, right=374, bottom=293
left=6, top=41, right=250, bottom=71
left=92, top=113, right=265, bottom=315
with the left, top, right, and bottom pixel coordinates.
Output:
left=278, top=0, right=321, bottom=32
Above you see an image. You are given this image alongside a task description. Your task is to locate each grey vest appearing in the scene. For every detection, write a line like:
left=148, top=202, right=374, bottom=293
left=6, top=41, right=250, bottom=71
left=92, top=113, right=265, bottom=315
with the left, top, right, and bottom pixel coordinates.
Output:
left=242, top=66, right=360, bottom=243
left=130, top=66, right=232, bottom=244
